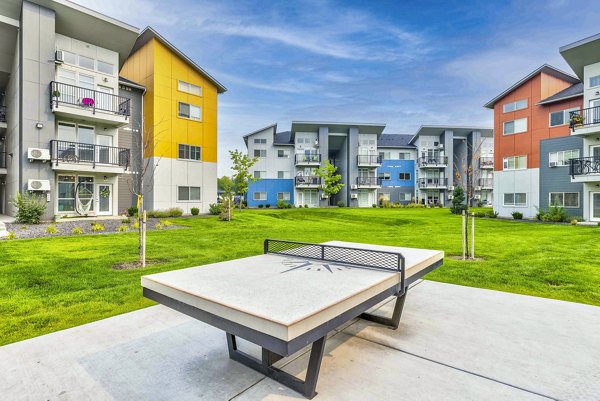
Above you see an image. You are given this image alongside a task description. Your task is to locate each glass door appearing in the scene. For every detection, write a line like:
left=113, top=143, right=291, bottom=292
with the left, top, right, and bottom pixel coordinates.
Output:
left=96, top=134, right=113, bottom=164
left=358, top=190, right=369, bottom=207
left=592, top=193, right=600, bottom=222
left=97, top=184, right=112, bottom=215
left=97, top=86, right=113, bottom=112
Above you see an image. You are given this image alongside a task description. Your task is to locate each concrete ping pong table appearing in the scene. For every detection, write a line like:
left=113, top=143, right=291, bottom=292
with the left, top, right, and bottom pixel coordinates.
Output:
left=142, top=239, right=444, bottom=399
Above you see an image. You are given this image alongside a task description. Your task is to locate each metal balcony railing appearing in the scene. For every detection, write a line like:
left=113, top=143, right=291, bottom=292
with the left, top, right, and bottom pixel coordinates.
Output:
left=357, top=155, right=382, bottom=165
left=478, top=178, right=493, bottom=187
left=50, top=81, right=130, bottom=117
left=570, top=156, right=600, bottom=177
left=418, top=156, right=448, bottom=166
left=570, top=106, right=600, bottom=131
left=295, top=175, right=321, bottom=186
left=0, top=151, right=6, bottom=169
left=356, top=176, right=382, bottom=186
left=50, top=140, right=130, bottom=169
left=295, top=153, right=321, bottom=164
left=418, top=177, right=448, bottom=188
left=479, top=157, right=494, bottom=168
left=0, top=106, right=6, bottom=123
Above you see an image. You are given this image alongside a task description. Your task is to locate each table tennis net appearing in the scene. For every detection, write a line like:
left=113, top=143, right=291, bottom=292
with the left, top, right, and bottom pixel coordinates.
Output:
left=264, top=239, right=404, bottom=273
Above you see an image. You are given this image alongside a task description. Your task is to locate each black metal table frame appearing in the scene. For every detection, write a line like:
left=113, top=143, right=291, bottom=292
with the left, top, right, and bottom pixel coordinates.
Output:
left=143, top=240, right=443, bottom=399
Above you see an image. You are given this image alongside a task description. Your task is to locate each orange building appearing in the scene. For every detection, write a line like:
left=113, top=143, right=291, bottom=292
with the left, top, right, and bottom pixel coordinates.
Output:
left=484, top=65, right=582, bottom=217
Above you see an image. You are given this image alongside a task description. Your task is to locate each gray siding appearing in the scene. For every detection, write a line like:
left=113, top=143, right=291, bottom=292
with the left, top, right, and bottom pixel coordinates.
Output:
left=539, top=136, right=584, bottom=217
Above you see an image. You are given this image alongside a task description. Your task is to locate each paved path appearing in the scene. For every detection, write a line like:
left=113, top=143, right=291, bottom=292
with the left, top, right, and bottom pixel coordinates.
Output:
left=1, top=281, right=599, bottom=400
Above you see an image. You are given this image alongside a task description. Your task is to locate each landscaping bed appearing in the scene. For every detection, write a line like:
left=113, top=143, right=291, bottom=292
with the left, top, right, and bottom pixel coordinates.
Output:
left=3, top=218, right=180, bottom=240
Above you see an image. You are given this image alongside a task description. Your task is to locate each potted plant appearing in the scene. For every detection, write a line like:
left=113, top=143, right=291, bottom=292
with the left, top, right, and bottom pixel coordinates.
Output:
left=570, top=113, right=584, bottom=129
left=52, top=90, right=60, bottom=99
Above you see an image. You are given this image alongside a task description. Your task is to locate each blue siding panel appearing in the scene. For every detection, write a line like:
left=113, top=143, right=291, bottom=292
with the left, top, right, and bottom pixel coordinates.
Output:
left=247, top=179, right=294, bottom=207
left=377, top=160, right=415, bottom=203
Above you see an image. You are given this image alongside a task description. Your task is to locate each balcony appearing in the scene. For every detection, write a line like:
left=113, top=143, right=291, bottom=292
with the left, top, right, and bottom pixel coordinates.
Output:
left=569, top=157, right=600, bottom=182
left=418, top=156, right=448, bottom=167
left=478, top=178, right=493, bottom=189
left=356, top=176, right=381, bottom=188
left=0, top=106, right=6, bottom=124
left=295, top=175, right=321, bottom=188
left=50, top=81, right=130, bottom=126
left=0, top=151, right=6, bottom=173
left=479, top=157, right=493, bottom=169
left=569, top=106, right=600, bottom=135
left=419, top=177, right=448, bottom=189
left=50, top=140, right=130, bottom=174
left=357, top=155, right=382, bottom=167
left=295, top=153, right=321, bottom=166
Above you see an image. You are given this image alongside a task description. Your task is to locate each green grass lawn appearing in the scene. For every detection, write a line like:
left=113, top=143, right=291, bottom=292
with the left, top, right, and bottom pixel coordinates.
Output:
left=1, top=208, right=599, bottom=346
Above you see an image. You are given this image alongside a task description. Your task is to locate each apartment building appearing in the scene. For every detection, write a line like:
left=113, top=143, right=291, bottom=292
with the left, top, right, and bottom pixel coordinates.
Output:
left=410, top=126, right=494, bottom=206
left=560, top=33, right=600, bottom=222
left=244, top=121, right=386, bottom=208
left=121, top=27, right=227, bottom=214
left=376, top=134, right=417, bottom=204
left=0, top=0, right=140, bottom=219
left=484, top=65, right=583, bottom=218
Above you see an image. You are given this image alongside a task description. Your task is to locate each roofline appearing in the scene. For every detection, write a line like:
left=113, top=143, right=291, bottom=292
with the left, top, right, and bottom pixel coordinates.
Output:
left=536, top=92, right=583, bottom=105
left=242, top=123, right=277, bottom=139
left=291, top=120, right=386, bottom=127
left=559, top=32, right=600, bottom=53
left=409, top=125, right=494, bottom=144
left=132, top=26, right=227, bottom=93
left=43, top=0, right=138, bottom=32
left=377, top=145, right=415, bottom=149
left=118, top=78, right=146, bottom=91
left=483, top=64, right=579, bottom=109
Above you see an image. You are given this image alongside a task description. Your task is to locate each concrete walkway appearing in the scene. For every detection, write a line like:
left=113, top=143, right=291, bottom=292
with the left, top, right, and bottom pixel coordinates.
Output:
left=1, top=281, right=599, bottom=400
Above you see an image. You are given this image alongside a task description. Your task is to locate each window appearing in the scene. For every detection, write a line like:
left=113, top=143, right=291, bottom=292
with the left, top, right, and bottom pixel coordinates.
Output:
left=549, top=149, right=579, bottom=166
left=61, top=50, right=77, bottom=65
left=549, top=192, right=579, bottom=208
left=254, top=171, right=266, bottom=179
left=253, top=192, right=267, bottom=201
left=277, top=149, right=289, bottom=158
left=277, top=192, right=290, bottom=201
left=379, top=151, right=391, bottom=160
left=503, top=99, right=528, bottom=113
left=503, top=193, right=527, bottom=207
left=57, top=175, right=76, bottom=212
left=277, top=171, right=290, bottom=179
left=399, top=172, right=411, bottom=180
left=78, top=74, right=95, bottom=91
left=590, top=75, right=600, bottom=88
left=550, top=108, right=579, bottom=127
left=178, top=102, right=201, bottom=120
left=254, top=138, right=267, bottom=144
left=503, top=156, right=527, bottom=170
left=378, top=172, right=391, bottom=180
left=503, top=118, right=527, bottom=135
left=254, top=149, right=266, bottom=158
left=359, top=135, right=376, bottom=146
left=78, top=55, right=94, bottom=70
left=399, top=193, right=411, bottom=201
left=178, top=186, right=201, bottom=201
left=178, top=80, right=202, bottom=96
left=178, top=144, right=201, bottom=161
left=97, top=60, right=114, bottom=75
left=399, top=152, right=411, bottom=160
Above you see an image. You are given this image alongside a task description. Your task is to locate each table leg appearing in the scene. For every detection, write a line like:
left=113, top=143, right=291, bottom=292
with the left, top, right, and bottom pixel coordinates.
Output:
left=226, top=333, right=326, bottom=399
left=359, top=289, right=407, bottom=329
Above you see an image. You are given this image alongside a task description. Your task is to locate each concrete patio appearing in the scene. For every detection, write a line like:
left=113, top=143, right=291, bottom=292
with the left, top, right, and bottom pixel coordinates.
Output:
left=1, top=280, right=599, bottom=400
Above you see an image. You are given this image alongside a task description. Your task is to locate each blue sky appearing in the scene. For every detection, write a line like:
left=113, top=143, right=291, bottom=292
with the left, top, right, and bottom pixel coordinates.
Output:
left=76, top=0, right=600, bottom=175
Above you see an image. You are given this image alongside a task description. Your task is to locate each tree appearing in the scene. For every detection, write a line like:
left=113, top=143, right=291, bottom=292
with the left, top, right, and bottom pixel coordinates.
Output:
left=219, top=177, right=234, bottom=221
left=315, top=160, right=344, bottom=202
left=218, top=175, right=235, bottom=192
left=229, top=150, right=259, bottom=210
left=450, top=185, right=466, bottom=214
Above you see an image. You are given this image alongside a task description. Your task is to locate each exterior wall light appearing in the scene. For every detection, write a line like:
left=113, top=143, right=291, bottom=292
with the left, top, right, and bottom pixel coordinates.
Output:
left=36, top=123, right=43, bottom=129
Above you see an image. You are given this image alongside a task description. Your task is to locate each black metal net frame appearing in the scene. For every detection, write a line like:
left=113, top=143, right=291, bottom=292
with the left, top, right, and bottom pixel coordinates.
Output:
left=264, top=239, right=405, bottom=289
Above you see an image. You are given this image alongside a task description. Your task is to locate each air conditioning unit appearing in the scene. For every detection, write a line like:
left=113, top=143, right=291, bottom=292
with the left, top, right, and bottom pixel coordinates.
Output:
left=320, top=194, right=329, bottom=199
left=350, top=193, right=358, bottom=199
left=438, top=144, right=444, bottom=150
left=28, top=148, right=51, bottom=162
left=28, top=179, right=51, bottom=191
left=448, top=185, right=455, bottom=191
left=351, top=184, right=358, bottom=190
left=474, top=194, right=482, bottom=200
left=475, top=186, right=482, bottom=191
left=55, top=50, right=64, bottom=63
left=448, top=195, right=454, bottom=200
left=549, top=161, right=557, bottom=167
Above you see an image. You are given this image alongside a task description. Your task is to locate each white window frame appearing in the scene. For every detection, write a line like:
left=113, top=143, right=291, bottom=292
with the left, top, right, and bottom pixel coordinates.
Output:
left=254, top=171, right=266, bottom=179
left=78, top=55, right=95, bottom=70
left=589, top=75, right=600, bottom=88
left=548, top=149, right=579, bottom=167
left=254, top=138, right=267, bottom=144
left=549, top=192, right=579, bottom=208
left=378, top=172, right=391, bottom=180
left=277, top=192, right=290, bottom=201
left=503, top=99, right=528, bottom=113
left=177, top=186, right=201, bottom=202
left=177, top=80, right=202, bottom=96
left=178, top=102, right=202, bottom=121
left=253, top=192, right=267, bottom=201
left=503, top=118, right=528, bottom=135
left=254, top=149, right=267, bottom=158
left=97, top=60, right=114, bottom=75
left=503, top=193, right=527, bottom=207
left=277, top=149, right=289, bottom=158
left=503, top=155, right=527, bottom=171
left=549, top=108, right=580, bottom=127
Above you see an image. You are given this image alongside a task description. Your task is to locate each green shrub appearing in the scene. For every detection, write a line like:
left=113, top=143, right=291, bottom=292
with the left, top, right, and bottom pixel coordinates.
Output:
left=45, top=225, right=59, bottom=234
left=337, top=201, right=345, bottom=208
left=72, top=226, right=84, bottom=235
left=91, top=222, right=105, bottom=232
left=488, top=211, right=499, bottom=218
left=450, top=186, right=466, bottom=215
left=6, top=231, right=16, bottom=240
left=540, top=204, right=569, bottom=222
left=511, top=211, right=523, bottom=220
left=147, top=208, right=183, bottom=218
left=570, top=219, right=578, bottom=226
left=304, top=204, right=308, bottom=208
left=121, top=218, right=131, bottom=224
left=133, top=221, right=139, bottom=230
left=160, top=220, right=173, bottom=227
left=11, top=192, right=47, bottom=224
left=265, top=204, right=271, bottom=208
left=128, top=206, right=138, bottom=217
left=155, top=222, right=164, bottom=230
left=276, top=200, right=292, bottom=209
left=473, top=212, right=487, bottom=218
left=372, top=204, right=377, bottom=208
left=208, top=203, right=222, bottom=215
left=117, top=224, right=129, bottom=232
left=191, top=207, right=200, bottom=215
left=258, top=204, right=264, bottom=209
